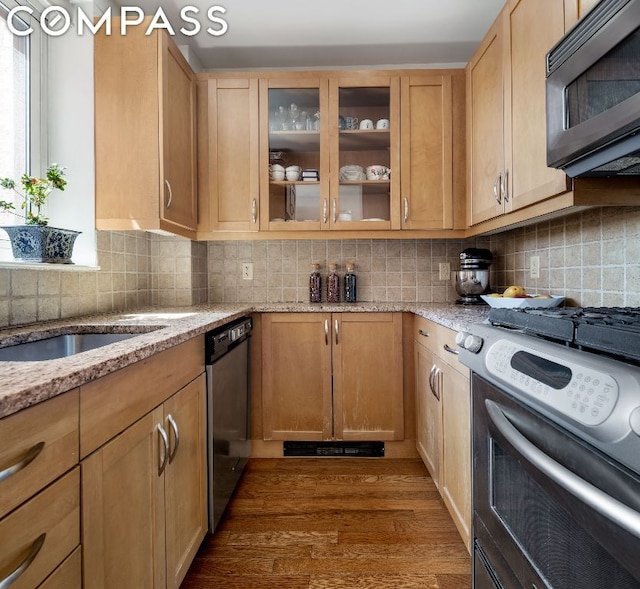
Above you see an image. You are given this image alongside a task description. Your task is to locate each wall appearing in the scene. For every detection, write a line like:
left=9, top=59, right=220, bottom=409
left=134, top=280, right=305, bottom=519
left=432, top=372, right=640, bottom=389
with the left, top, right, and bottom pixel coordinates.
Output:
left=0, top=230, right=206, bottom=328
left=207, top=238, right=476, bottom=304
left=150, top=234, right=208, bottom=306
left=488, top=207, right=640, bottom=307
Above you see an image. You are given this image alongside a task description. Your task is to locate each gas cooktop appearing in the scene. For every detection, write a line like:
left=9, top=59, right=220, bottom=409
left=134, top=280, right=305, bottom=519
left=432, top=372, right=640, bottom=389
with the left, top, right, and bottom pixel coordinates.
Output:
left=488, top=306, right=640, bottom=364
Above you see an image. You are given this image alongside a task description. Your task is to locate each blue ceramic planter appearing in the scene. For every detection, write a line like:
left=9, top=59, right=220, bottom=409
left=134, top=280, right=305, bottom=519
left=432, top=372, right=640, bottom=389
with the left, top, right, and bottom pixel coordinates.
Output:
left=1, top=225, right=81, bottom=264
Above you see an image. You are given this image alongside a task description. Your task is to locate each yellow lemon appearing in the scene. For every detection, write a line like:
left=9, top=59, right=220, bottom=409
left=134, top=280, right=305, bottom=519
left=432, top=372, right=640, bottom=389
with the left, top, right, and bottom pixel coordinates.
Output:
left=503, top=285, right=527, bottom=298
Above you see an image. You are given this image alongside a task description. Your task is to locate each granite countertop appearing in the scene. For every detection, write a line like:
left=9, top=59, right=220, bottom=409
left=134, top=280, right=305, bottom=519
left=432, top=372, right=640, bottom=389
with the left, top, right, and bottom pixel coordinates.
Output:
left=0, top=302, right=489, bottom=419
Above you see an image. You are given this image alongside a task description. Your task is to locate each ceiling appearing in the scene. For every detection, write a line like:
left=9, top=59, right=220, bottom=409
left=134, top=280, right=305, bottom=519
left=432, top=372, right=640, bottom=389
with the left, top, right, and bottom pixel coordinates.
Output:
left=134, top=0, right=506, bottom=71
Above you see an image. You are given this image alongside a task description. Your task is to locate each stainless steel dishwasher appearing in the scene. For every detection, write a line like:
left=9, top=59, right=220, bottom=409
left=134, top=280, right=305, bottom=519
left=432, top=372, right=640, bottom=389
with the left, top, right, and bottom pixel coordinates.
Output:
left=205, top=316, right=252, bottom=532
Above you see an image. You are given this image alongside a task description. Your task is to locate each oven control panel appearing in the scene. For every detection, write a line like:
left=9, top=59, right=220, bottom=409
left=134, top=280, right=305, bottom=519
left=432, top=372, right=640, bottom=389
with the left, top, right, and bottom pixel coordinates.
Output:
left=486, top=339, right=619, bottom=426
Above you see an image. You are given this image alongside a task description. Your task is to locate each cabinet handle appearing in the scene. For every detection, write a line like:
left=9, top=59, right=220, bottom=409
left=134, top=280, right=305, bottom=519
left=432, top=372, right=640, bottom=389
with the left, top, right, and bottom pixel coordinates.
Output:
left=332, top=199, right=337, bottom=224
left=404, top=198, right=409, bottom=223
left=323, top=199, right=328, bottom=224
left=324, top=319, right=329, bottom=345
left=164, top=179, right=173, bottom=209
left=418, top=329, right=430, bottom=338
left=501, top=169, right=509, bottom=203
left=334, top=319, right=339, bottom=345
left=251, top=198, right=257, bottom=224
left=0, top=533, right=46, bottom=589
left=0, top=441, right=44, bottom=483
left=493, top=175, right=502, bottom=205
left=443, top=343, right=459, bottom=355
left=428, top=365, right=440, bottom=400
left=167, top=414, right=180, bottom=463
left=157, top=424, right=169, bottom=476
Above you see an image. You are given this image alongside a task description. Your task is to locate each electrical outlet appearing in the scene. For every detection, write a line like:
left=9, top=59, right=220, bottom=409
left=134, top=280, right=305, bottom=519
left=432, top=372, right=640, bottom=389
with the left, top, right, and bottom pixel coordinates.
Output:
left=439, top=262, right=451, bottom=281
left=242, top=262, right=253, bottom=280
left=530, top=255, right=540, bottom=279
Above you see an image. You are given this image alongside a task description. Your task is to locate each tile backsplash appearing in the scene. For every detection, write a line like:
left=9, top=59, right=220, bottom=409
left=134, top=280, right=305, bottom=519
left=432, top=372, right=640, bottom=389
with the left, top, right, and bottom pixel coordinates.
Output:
left=0, top=231, right=204, bottom=328
left=207, top=239, right=472, bottom=304
left=1, top=205, right=640, bottom=327
left=488, top=207, right=640, bottom=307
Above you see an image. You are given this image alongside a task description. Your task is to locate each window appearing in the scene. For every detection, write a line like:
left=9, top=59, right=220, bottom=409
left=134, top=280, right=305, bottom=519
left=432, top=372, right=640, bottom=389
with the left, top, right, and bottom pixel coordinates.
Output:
left=0, top=0, right=44, bottom=248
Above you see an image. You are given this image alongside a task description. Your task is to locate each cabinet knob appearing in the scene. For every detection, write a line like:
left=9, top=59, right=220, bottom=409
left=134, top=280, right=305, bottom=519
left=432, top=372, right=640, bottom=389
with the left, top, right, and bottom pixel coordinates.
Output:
left=251, top=198, right=257, bottom=224
left=323, top=199, right=328, bottom=224
left=404, top=198, right=409, bottom=223
left=493, top=175, right=502, bottom=205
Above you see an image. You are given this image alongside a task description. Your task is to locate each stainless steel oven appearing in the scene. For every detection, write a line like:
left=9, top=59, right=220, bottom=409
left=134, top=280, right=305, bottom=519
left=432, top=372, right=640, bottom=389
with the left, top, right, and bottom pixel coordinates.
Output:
left=458, top=308, right=640, bottom=588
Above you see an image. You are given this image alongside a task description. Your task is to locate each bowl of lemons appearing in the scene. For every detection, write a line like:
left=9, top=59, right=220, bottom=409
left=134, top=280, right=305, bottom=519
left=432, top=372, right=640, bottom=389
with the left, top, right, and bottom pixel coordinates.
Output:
left=481, top=286, right=565, bottom=308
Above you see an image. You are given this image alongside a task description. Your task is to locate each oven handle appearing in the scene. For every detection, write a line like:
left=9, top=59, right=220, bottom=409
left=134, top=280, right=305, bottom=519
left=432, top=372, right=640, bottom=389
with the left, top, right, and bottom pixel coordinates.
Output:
left=486, top=399, right=640, bottom=540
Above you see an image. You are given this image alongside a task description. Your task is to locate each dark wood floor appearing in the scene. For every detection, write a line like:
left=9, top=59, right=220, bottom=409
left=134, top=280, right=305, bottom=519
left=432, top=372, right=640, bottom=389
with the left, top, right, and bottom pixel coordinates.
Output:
left=180, top=458, right=471, bottom=589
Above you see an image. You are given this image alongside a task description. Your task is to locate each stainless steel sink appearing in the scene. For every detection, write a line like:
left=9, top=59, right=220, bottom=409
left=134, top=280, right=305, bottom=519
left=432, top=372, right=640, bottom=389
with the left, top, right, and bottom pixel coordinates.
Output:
left=0, top=332, right=146, bottom=362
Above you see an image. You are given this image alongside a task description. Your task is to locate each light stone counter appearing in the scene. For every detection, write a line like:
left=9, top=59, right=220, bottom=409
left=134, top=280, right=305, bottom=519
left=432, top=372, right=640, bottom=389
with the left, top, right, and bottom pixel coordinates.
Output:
left=0, top=302, right=489, bottom=419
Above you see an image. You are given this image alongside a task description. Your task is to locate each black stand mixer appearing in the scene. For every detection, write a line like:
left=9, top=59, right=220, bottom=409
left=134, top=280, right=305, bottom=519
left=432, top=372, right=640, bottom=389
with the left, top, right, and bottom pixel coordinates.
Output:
left=452, top=248, right=493, bottom=305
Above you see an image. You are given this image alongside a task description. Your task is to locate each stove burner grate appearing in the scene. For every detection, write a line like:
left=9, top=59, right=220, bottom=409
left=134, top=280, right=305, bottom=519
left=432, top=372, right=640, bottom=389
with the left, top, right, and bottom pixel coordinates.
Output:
left=488, top=306, right=640, bottom=363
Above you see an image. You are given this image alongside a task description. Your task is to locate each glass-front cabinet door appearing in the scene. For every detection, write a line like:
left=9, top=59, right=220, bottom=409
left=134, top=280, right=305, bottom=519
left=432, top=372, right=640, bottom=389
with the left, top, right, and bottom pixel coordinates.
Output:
left=259, top=79, right=329, bottom=230
left=329, top=76, right=400, bottom=230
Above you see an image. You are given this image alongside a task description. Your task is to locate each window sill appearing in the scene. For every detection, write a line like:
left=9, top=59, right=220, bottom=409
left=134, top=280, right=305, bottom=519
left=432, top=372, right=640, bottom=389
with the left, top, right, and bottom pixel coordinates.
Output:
left=0, top=261, right=100, bottom=272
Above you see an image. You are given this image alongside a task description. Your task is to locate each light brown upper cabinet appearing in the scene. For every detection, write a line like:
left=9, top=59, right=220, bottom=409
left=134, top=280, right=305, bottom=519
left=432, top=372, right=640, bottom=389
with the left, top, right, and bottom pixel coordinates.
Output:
left=259, top=75, right=402, bottom=231
left=95, top=23, right=197, bottom=238
left=196, top=69, right=465, bottom=236
left=401, top=74, right=466, bottom=230
left=467, top=0, right=568, bottom=226
left=328, top=75, right=401, bottom=230
left=503, top=0, right=569, bottom=212
left=259, top=78, right=330, bottom=231
left=467, top=15, right=505, bottom=226
left=197, top=78, right=260, bottom=232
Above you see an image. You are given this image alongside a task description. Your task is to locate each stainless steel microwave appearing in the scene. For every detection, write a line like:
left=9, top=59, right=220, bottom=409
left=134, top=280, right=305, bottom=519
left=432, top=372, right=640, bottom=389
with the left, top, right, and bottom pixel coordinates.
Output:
left=546, top=0, right=640, bottom=177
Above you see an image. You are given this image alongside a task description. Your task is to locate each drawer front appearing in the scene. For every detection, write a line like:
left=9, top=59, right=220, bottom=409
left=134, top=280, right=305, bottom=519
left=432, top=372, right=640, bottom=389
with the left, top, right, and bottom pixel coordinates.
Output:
left=38, top=548, right=81, bottom=589
left=80, top=336, right=204, bottom=457
left=0, top=390, right=79, bottom=519
left=414, top=315, right=468, bottom=375
left=0, top=467, right=80, bottom=589
left=414, top=315, right=436, bottom=352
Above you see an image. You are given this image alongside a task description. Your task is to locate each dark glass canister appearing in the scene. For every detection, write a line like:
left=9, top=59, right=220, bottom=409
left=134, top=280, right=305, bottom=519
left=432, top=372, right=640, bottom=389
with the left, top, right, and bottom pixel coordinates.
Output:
left=309, top=263, right=322, bottom=303
left=344, top=262, right=357, bottom=303
left=327, top=263, right=340, bottom=303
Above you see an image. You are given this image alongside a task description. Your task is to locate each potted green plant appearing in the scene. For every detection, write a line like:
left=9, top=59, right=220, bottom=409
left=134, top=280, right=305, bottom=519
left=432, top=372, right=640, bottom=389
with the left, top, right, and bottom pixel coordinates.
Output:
left=0, top=164, right=81, bottom=263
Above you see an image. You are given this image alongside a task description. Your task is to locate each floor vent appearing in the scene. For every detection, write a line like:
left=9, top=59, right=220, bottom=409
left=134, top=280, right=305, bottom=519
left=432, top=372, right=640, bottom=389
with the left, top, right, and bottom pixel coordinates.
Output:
left=283, top=441, right=384, bottom=457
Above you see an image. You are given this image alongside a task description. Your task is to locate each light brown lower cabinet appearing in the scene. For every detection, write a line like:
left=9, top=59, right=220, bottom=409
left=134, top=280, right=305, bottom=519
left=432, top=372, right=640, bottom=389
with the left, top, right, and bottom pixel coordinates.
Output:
left=0, top=468, right=80, bottom=589
left=38, top=548, right=82, bottom=589
left=82, top=373, right=207, bottom=589
left=414, top=316, right=471, bottom=550
left=0, top=390, right=80, bottom=589
left=262, top=312, right=404, bottom=441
